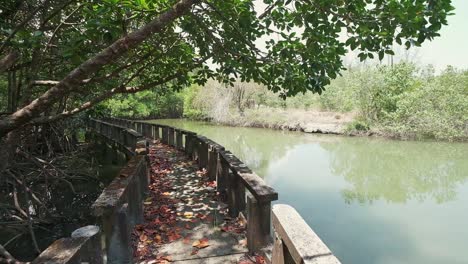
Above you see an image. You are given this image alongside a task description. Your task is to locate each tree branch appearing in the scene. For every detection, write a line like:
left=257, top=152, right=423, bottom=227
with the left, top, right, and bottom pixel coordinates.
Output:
left=0, top=52, right=19, bottom=74
left=0, top=0, right=200, bottom=138
left=30, top=71, right=187, bottom=125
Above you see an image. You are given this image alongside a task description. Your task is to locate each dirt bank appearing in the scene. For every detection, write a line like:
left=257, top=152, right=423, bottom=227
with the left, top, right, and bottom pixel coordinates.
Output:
left=206, top=108, right=357, bottom=135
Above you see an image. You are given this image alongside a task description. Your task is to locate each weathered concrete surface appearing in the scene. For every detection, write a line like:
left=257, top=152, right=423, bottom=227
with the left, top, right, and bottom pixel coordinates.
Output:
left=272, top=204, right=341, bottom=264
left=135, top=142, right=248, bottom=263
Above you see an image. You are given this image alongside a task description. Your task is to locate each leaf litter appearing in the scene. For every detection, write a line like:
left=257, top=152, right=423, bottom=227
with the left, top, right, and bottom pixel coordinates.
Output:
left=132, top=141, right=248, bottom=263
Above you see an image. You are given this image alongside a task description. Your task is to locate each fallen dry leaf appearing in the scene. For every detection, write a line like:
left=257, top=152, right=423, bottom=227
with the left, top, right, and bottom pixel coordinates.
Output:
left=155, top=235, right=162, bottom=244
left=192, top=238, right=210, bottom=249
left=140, top=233, right=149, bottom=242
left=239, top=239, right=247, bottom=247
left=183, top=236, right=192, bottom=244
left=255, top=255, right=265, bottom=264
left=184, top=212, right=194, bottom=218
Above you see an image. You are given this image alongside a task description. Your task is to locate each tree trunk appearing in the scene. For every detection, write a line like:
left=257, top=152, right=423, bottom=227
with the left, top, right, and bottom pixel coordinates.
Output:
left=0, top=0, right=200, bottom=139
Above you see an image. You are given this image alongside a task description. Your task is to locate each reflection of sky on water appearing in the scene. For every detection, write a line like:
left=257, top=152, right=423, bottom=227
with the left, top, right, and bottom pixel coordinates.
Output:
left=149, top=119, right=468, bottom=264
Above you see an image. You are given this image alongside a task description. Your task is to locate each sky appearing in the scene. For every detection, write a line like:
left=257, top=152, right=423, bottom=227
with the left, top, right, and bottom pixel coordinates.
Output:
left=414, top=0, right=468, bottom=70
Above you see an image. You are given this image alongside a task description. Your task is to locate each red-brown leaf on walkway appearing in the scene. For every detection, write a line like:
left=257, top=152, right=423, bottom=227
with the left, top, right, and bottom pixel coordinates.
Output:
left=206, top=180, right=217, bottom=188
left=154, top=235, right=162, bottom=244
left=255, top=255, right=265, bottom=264
left=140, top=233, right=149, bottom=242
left=133, top=141, right=246, bottom=263
left=183, top=235, right=192, bottom=244
left=167, top=232, right=181, bottom=242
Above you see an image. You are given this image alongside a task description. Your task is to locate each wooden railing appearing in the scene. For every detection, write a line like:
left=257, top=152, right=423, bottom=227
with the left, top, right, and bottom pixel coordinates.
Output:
left=103, top=117, right=342, bottom=264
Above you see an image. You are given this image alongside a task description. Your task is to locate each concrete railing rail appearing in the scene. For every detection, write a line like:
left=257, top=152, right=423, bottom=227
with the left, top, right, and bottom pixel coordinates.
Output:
left=32, top=225, right=102, bottom=264
left=89, top=119, right=149, bottom=263
left=33, top=119, right=150, bottom=264
left=88, top=118, right=144, bottom=155
left=103, top=117, right=342, bottom=264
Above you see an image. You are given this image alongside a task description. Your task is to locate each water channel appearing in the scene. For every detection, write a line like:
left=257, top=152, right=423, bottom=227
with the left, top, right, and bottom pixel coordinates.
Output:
left=149, top=119, right=468, bottom=264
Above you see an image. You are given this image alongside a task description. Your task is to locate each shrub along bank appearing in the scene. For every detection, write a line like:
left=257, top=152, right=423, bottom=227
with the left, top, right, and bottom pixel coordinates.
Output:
left=98, top=63, right=467, bottom=141
left=180, top=63, right=467, bottom=141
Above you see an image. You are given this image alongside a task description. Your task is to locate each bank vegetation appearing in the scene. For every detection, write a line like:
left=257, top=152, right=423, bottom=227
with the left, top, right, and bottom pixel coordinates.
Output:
left=104, top=63, right=467, bottom=141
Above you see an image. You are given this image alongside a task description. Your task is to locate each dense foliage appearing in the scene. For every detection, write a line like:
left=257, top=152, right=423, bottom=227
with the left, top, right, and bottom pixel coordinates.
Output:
left=180, top=63, right=468, bottom=140
left=0, top=0, right=454, bottom=137
left=98, top=89, right=183, bottom=118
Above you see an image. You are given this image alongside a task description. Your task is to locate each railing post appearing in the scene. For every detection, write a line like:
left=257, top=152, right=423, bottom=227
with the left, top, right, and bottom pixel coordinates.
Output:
left=127, top=171, right=143, bottom=226
left=137, top=122, right=143, bottom=134
left=146, top=123, right=152, bottom=138
left=162, top=126, right=168, bottom=144
left=107, top=204, right=133, bottom=264
left=228, top=172, right=246, bottom=217
left=152, top=124, right=158, bottom=139
left=198, top=137, right=209, bottom=169
left=272, top=234, right=285, bottom=264
left=168, top=127, right=175, bottom=146
left=247, top=194, right=272, bottom=254
left=217, top=154, right=229, bottom=195
left=71, top=225, right=103, bottom=264
left=176, top=129, right=183, bottom=150
left=207, top=144, right=224, bottom=181
left=185, top=132, right=195, bottom=158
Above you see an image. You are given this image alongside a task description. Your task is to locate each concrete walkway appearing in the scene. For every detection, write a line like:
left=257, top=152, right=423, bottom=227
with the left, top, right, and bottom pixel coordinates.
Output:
left=133, top=141, right=248, bottom=264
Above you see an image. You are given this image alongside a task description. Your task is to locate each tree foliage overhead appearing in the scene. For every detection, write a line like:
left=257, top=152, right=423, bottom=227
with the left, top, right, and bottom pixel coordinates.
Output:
left=0, top=0, right=454, bottom=137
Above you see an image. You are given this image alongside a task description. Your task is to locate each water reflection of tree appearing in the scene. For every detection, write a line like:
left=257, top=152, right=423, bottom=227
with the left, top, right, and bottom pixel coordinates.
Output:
left=322, top=139, right=468, bottom=204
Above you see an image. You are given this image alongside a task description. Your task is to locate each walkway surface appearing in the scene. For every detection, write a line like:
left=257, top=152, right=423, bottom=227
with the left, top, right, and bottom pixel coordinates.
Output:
left=132, top=140, right=260, bottom=264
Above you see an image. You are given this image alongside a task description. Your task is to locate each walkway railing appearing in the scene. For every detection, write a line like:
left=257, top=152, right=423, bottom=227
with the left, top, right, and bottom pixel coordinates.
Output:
left=33, top=119, right=149, bottom=264
left=104, top=117, right=342, bottom=264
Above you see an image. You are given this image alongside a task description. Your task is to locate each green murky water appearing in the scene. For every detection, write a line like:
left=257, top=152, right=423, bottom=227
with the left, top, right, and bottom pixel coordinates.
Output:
left=149, top=119, right=468, bottom=264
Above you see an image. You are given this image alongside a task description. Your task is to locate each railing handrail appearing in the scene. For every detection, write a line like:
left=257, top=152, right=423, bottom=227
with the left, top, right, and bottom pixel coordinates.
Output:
left=272, top=204, right=341, bottom=264
left=32, top=225, right=102, bottom=264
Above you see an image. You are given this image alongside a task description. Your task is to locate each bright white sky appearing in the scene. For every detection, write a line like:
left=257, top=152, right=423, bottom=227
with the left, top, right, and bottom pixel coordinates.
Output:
left=414, top=0, right=468, bottom=70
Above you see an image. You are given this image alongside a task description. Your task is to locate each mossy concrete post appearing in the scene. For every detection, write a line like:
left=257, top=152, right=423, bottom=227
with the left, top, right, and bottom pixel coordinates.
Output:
left=176, top=129, right=183, bottom=150
left=208, top=144, right=224, bottom=182
left=217, top=154, right=229, bottom=195
left=198, top=137, right=209, bottom=169
left=228, top=172, right=246, bottom=217
left=107, top=203, right=133, bottom=264
left=138, top=122, right=144, bottom=135
left=247, top=194, right=272, bottom=254
left=185, top=132, right=196, bottom=158
left=192, top=137, right=200, bottom=162
left=168, top=127, right=175, bottom=146
left=127, top=174, right=143, bottom=226
left=152, top=124, right=159, bottom=139
left=71, top=225, right=103, bottom=264
left=141, top=123, right=147, bottom=137
left=207, top=145, right=217, bottom=181
left=162, top=126, right=168, bottom=144
left=145, top=123, right=152, bottom=138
